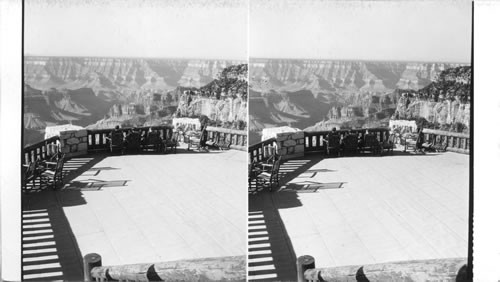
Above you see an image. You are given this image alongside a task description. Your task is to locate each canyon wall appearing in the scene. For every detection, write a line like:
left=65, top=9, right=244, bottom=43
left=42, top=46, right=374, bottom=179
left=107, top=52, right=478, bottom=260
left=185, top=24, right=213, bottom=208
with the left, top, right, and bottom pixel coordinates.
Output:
left=23, top=57, right=247, bottom=145
left=248, top=59, right=469, bottom=144
left=25, top=56, right=244, bottom=91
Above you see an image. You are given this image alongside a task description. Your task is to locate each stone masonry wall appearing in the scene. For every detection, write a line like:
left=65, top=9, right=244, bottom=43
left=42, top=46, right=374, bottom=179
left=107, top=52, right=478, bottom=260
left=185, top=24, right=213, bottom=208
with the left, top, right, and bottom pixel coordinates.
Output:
left=60, top=129, right=88, bottom=158
left=276, top=131, right=305, bottom=161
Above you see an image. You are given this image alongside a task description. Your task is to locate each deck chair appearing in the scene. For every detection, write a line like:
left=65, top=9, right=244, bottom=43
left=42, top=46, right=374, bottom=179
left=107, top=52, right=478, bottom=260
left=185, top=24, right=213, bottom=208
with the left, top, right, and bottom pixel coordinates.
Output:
left=23, top=161, right=41, bottom=191
left=125, top=131, right=142, bottom=154
left=108, top=131, right=124, bottom=154
left=403, top=135, right=417, bottom=152
left=362, top=134, right=382, bottom=155
left=342, top=134, right=359, bottom=155
left=40, top=155, right=65, bottom=190
left=256, top=156, right=281, bottom=192
left=381, top=134, right=395, bottom=155
left=216, top=133, right=231, bottom=150
left=143, top=131, right=162, bottom=153
left=188, top=136, right=201, bottom=151
left=164, top=131, right=179, bottom=153
left=323, top=133, right=341, bottom=157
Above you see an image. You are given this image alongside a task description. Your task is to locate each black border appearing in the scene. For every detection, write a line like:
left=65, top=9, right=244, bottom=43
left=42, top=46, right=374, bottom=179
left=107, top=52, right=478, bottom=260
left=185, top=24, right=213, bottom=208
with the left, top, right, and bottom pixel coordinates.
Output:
left=21, top=0, right=25, bottom=279
left=468, top=1, right=474, bottom=280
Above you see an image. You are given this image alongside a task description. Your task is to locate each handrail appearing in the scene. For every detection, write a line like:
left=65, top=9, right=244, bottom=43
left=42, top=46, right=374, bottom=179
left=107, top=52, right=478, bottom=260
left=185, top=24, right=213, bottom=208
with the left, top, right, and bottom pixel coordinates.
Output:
left=23, top=136, right=60, bottom=165
left=23, top=125, right=245, bottom=163
left=304, top=128, right=391, bottom=153
left=84, top=253, right=245, bottom=282
left=248, top=137, right=277, bottom=163
left=297, top=255, right=467, bottom=282
left=206, top=126, right=247, bottom=151
left=423, top=128, right=470, bottom=154
left=262, top=127, right=390, bottom=154
left=87, top=125, right=174, bottom=153
left=248, top=127, right=469, bottom=156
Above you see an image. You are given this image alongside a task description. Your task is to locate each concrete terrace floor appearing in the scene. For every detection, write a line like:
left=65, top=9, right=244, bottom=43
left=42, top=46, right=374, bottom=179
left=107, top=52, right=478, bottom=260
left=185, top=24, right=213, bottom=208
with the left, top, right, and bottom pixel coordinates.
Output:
left=248, top=149, right=469, bottom=281
left=22, top=146, right=247, bottom=281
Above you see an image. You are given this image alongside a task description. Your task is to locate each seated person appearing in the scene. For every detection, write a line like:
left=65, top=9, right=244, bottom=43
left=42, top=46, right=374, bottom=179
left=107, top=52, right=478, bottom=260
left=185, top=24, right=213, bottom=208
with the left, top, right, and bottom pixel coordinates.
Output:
left=125, top=128, right=142, bottom=153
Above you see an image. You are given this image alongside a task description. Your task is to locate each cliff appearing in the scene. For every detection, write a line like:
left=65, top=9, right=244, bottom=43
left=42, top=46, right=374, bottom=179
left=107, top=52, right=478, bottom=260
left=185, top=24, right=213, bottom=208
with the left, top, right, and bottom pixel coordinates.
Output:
left=248, top=59, right=469, bottom=144
left=394, top=66, right=471, bottom=131
left=174, top=64, right=248, bottom=127
left=24, top=56, right=245, bottom=92
left=23, top=57, right=246, bottom=145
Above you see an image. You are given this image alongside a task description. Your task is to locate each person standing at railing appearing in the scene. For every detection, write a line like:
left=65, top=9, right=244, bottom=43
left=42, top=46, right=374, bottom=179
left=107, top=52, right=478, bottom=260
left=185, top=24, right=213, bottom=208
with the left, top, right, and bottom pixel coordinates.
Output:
left=200, top=124, right=209, bottom=152
left=416, top=127, right=425, bottom=153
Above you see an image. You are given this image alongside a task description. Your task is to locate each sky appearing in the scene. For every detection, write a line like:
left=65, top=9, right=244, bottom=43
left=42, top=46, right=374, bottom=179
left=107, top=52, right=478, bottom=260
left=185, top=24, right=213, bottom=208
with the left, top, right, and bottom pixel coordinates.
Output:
left=250, top=0, right=472, bottom=63
left=25, top=0, right=248, bottom=60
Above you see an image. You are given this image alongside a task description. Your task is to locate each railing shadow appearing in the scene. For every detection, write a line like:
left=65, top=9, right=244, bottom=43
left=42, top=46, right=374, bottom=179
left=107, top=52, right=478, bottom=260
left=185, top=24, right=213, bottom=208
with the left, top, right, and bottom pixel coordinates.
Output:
left=21, top=154, right=123, bottom=281
left=248, top=156, right=325, bottom=281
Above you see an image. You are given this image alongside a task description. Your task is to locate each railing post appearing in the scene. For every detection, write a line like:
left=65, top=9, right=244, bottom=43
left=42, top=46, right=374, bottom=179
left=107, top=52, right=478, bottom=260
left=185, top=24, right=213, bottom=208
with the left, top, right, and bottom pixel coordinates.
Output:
left=84, top=253, right=102, bottom=282
left=297, top=255, right=315, bottom=282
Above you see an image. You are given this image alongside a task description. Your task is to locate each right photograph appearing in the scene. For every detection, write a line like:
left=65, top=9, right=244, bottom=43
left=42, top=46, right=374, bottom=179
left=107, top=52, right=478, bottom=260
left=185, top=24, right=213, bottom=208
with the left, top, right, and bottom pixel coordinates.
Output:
left=248, top=0, right=471, bottom=281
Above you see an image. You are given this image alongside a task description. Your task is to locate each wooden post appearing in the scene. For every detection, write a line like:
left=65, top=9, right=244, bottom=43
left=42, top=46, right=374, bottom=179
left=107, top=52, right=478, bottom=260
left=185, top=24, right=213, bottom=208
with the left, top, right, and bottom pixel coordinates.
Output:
left=84, top=253, right=102, bottom=282
left=297, top=255, right=315, bottom=282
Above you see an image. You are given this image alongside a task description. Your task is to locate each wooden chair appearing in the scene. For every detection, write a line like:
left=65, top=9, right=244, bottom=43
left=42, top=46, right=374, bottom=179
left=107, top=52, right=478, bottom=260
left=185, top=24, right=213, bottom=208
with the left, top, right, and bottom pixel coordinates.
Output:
left=164, top=132, right=179, bottom=154
left=323, top=133, right=341, bottom=157
left=188, top=136, right=201, bottom=151
left=125, top=131, right=142, bottom=154
left=362, top=134, right=382, bottom=155
left=108, top=131, right=124, bottom=154
left=381, top=134, right=395, bottom=155
left=143, top=131, right=163, bottom=153
left=215, top=132, right=231, bottom=150
left=256, top=156, right=281, bottom=191
left=23, top=161, right=41, bottom=191
left=40, top=155, right=65, bottom=190
left=342, top=134, right=359, bottom=155
left=248, top=161, right=260, bottom=184
left=403, top=134, right=418, bottom=152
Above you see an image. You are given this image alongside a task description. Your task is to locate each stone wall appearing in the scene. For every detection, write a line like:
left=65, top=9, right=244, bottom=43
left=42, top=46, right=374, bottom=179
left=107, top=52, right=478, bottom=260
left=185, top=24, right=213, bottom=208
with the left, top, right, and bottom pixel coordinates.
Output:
left=173, top=118, right=201, bottom=131
left=389, top=120, right=417, bottom=133
left=276, top=131, right=305, bottom=161
left=60, top=129, right=88, bottom=157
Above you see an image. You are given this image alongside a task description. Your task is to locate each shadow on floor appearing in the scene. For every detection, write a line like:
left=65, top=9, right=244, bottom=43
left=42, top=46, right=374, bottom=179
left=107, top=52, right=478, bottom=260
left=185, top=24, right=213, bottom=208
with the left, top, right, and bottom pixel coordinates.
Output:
left=21, top=154, right=122, bottom=281
left=248, top=156, right=325, bottom=281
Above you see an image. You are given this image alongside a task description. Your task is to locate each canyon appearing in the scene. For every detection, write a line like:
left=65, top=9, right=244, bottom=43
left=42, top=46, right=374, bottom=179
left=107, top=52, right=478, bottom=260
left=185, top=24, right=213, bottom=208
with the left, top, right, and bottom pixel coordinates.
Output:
left=24, top=56, right=246, bottom=145
left=248, top=59, right=470, bottom=144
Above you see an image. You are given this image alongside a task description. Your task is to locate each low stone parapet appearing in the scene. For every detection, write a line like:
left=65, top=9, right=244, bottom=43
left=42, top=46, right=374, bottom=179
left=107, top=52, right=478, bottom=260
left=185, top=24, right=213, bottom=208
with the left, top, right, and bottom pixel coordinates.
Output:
left=60, top=129, right=88, bottom=157
left=276, top=131, right=305, bottom=160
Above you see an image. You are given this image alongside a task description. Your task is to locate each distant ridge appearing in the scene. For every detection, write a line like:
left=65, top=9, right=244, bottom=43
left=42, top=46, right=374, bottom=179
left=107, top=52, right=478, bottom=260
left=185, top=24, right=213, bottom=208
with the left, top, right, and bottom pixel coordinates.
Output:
left=248, top=59, right=470, bottom=145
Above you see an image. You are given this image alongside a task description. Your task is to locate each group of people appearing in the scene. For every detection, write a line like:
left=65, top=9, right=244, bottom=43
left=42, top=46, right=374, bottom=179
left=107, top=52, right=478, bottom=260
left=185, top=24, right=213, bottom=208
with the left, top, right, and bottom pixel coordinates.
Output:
left=325, top=126, right=427, bottom=153
left=107, top=125, right=167, bottom=153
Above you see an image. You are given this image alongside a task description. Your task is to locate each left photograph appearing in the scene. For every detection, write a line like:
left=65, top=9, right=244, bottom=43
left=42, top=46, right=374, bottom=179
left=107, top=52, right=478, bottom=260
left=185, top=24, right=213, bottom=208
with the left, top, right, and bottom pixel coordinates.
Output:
left=21, top=0, right=248, bottom=281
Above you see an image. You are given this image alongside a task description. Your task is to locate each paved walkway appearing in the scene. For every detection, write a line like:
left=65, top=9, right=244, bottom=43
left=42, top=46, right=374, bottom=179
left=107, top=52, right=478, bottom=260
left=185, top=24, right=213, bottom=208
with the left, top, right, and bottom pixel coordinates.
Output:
left=248, top=150, right=469, bottom=281
left=22, top=147, right=247, bottom=281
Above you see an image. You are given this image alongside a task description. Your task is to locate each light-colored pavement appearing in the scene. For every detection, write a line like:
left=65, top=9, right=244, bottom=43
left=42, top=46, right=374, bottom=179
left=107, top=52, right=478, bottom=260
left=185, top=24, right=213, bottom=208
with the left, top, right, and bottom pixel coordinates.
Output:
left=23, top=148, right=247, bottom=280
left=248, top=151, right=469, bottom=280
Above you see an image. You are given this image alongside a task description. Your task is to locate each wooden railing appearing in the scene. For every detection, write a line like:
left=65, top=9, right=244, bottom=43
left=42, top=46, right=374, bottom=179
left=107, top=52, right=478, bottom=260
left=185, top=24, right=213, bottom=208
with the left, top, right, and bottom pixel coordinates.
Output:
left=23, top=136, right=60, bottom=165
left=423, top=128, right=470, bottom=154
left=22, top=125, right=244, bottom=164
left=304, top=128, right=391, bottom=153
left=84, top=253, right=245, bottom=282
left=87, top=125, right=174, bottom=153
left=248, top=138, right=278, bottom=163
left=206, top=126, right=247, bottom=151
left=297, top=255, right=467, bottom=282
